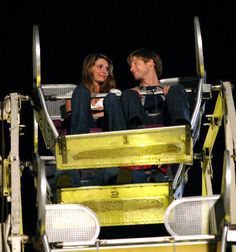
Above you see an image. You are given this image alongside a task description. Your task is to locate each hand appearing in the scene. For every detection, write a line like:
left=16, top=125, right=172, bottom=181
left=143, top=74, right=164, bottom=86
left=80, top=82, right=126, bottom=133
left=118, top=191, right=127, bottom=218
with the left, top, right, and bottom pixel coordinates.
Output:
left=65, top=99, right=71, bottom=113
left=163, top=85, right=170, bottom=96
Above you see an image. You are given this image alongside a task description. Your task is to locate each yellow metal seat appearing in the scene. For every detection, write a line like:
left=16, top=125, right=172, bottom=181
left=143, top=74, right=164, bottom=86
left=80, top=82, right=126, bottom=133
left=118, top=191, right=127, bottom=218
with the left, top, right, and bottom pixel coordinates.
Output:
left=55, top=125, right=192, bottom=170
left=53, top=123, right=192, bottom=226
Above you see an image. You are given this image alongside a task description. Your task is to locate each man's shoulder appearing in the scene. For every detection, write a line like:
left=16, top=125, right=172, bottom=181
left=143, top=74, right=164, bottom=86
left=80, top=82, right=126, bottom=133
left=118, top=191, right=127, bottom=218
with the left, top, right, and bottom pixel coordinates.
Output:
left=134, top=85, right=141, bottom=90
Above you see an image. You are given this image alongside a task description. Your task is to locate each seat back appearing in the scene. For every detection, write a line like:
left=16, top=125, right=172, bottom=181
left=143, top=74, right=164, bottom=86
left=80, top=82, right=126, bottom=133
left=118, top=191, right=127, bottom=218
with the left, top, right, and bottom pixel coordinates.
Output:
left=36, top=156, right=100, bottom=250
left=40, top=84, right=76, bottom=135
left=40, top=76, right=201, bottom=135
left=164, top=195, right=223, bottom=236
left=41, top=84, right=76, bottom=120
left=45, top=204, right=100, bottom=245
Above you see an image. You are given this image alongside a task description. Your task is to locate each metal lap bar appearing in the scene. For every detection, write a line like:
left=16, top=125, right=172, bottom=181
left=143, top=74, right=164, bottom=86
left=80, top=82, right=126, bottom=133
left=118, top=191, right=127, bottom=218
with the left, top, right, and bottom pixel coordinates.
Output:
left=55, top=125, right=192, bottom=169
left=45, top=88, right=193, bottom=100
left=44, top=78, right=197, bottom=101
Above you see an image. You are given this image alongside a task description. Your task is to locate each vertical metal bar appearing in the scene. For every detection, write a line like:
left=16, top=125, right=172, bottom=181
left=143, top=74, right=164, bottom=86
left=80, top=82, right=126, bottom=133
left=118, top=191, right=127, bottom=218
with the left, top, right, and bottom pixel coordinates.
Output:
left=220, top=225, right=228, bottom=252
left=223, top=82, right=236, bottom=225
left=10, top=93, right=22, bottom=251
left=42, top=234, right=51, bottom=252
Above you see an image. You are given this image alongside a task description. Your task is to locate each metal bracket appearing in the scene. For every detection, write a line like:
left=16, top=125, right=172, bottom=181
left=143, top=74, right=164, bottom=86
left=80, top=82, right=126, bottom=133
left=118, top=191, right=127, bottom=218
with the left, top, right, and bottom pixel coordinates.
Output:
left=204, top=114, right=222, bottom=128
left=202, top=83, right=212, bottom=99
left=58, top=136, right=67, bottom=164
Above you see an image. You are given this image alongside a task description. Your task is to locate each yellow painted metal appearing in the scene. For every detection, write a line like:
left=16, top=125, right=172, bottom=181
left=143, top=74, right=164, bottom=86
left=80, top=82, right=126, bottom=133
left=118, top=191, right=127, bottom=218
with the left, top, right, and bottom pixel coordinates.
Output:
left=33, top=114, right=39, bottom=154
left=3, top=159, right=11, bottom=196
left=58, top=183, right=172, bottom=226
left=75, top=244, right=215, bottom=252
left=36, top=74, right=41, bottom=88
left=201, top=91, right=224, bottom=196
left=55, top=125, right=192, bottom=169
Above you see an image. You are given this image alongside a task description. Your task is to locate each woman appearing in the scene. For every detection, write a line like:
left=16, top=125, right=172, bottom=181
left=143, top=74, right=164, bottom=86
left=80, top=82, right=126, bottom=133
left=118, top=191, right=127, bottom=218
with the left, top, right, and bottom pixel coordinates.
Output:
left=64, top=53, right=126, bottom=186
left=69, top=52, right=126, bottom=134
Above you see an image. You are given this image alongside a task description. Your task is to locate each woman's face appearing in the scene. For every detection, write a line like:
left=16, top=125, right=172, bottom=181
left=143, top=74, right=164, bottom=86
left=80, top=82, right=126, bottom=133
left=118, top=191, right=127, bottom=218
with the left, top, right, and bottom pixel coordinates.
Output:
left=91, top=58, right=109, bottom=84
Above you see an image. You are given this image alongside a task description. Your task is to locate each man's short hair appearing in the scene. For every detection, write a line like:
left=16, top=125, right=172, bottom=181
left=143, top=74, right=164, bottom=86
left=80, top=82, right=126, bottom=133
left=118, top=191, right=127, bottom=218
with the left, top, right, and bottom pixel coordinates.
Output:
left=127, top=48, right=162, bottom=77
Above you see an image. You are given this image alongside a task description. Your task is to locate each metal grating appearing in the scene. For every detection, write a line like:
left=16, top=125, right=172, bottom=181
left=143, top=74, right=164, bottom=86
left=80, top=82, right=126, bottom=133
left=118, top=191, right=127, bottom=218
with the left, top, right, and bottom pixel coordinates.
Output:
left=45, top=204, right=100, bottom=244
left=164, top=195, right=220, bottom=236
left=41, top=84, right=76, bottom=119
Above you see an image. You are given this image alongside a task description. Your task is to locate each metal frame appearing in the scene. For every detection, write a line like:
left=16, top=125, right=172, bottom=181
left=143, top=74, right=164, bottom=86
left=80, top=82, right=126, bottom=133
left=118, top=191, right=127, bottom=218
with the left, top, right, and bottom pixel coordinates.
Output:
left=1, top=15, right=236, bottom=252
left=0, top=94, right=29, bottom=252
left=220, top=82, right=236, bottom=252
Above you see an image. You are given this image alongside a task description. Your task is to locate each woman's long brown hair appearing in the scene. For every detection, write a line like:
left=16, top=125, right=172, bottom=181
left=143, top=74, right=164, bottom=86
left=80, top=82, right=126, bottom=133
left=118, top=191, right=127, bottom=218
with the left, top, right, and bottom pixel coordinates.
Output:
left=81, top=53, right=116, bottom=93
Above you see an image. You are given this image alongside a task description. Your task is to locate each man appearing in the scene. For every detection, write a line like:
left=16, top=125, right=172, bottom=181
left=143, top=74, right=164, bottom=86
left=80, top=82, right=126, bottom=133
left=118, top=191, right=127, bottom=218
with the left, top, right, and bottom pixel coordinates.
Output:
left=121, top=48, right=190, bottom=128
left=120, top=48, right=190, bottom=183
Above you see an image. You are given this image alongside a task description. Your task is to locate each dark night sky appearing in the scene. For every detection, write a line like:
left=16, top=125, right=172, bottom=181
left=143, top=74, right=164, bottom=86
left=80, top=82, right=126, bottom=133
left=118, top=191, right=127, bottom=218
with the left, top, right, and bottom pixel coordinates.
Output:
left=1, top=0, right=236, bottom=97
left=1, top=0, right=235, bottom=196
left=0, top=2, right=236, bottom=244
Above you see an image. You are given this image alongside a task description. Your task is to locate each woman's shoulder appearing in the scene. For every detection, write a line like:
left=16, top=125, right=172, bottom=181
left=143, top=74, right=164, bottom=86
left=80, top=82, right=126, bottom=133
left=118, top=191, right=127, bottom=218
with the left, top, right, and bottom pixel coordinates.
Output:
left=74, top=83, right=89, bottom=91
left=71, top=83, right=90, bottom=97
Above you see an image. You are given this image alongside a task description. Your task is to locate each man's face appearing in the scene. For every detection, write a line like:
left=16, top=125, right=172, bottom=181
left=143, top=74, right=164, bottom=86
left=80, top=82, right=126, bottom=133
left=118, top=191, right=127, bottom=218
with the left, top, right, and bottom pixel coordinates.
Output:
left=129, top=56, right=152, bottom=81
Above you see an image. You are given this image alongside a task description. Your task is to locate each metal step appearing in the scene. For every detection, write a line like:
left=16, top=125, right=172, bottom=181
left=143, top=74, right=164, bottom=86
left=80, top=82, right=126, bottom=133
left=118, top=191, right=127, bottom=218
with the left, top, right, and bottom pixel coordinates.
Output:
left=57, top=183, right=172, bottom=226
left=55, top=125, right=192, bottom=169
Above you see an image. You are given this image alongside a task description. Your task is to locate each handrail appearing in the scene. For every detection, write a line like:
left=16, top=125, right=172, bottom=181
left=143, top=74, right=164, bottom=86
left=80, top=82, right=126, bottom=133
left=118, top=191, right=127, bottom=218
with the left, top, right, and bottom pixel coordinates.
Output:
left=36, top=155, right=47, bottom=235
left=194, top=16, right=205, bottom=79
left=33, top=25, right=41, bottom=87
left=191, top=78, right=204, bottom=144
left=36, top=87, right=59, bottom=140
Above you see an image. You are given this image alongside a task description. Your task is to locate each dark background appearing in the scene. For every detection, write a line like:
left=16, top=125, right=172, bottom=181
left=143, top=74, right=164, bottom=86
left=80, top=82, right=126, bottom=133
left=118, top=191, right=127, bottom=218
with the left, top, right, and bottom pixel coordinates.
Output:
left=1, top=0, right=235, bottom=196
left=1, top=0, right=235, bottom=245
left=1, top=0, right=236, bottom=95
